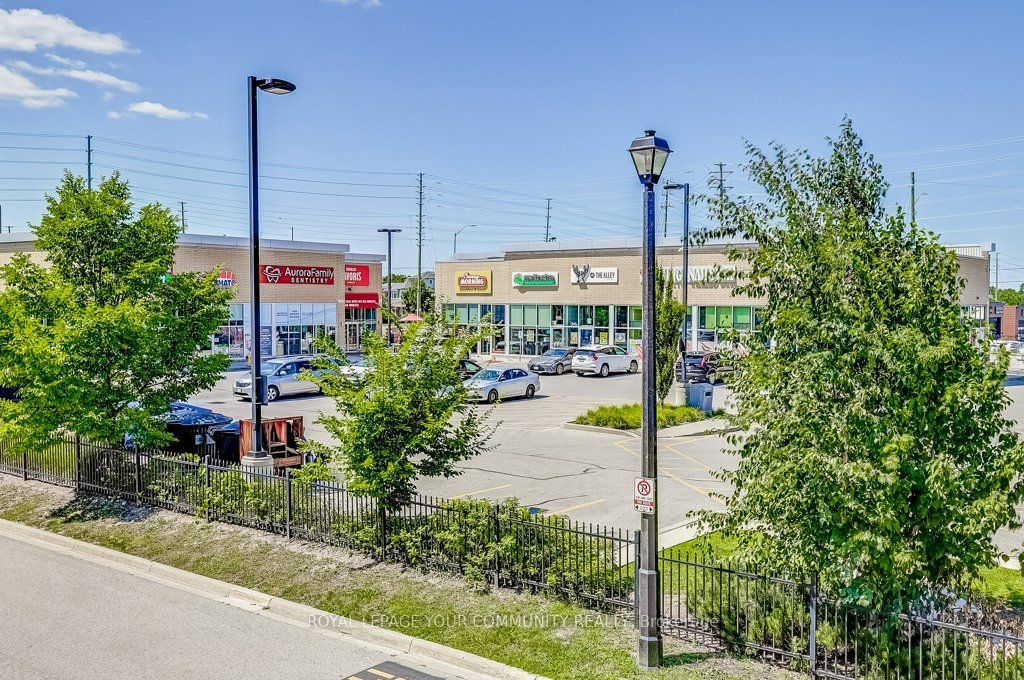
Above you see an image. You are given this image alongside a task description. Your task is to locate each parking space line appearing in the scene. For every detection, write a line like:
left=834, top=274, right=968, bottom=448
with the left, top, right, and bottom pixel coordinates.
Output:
left=662, top=441, right=715, bottom=472
left=612, top=440, right=726, bottom=506
left=543, top=499, right=606, bottom=515
left=453, top=484, right=513, bottom=499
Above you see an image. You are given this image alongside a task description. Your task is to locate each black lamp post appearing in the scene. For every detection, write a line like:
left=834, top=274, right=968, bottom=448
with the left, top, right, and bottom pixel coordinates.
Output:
left=378, top=228, right=402, bottom=343
left=628, top=129, right=671, bottom=670
left=243, top=75, right=295, bottom=473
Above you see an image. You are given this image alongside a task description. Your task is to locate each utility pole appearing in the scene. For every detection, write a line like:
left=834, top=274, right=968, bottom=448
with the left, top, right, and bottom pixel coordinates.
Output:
left=994, top=251, right=1000, bottom=302
left=910, top=171, right=916, bottom=224
left=416, top=172, right=424, bottom=314
left=378, top=228, right=402, bottom=344
left=86, top=135, right=93, bottom=190
left=708, top=162, right=732, bottom=225
left=179, top=202, right=187, bottom=229
left=662, top=185, right=670, bottom=238
left=544, top=198, right=552, bottom=242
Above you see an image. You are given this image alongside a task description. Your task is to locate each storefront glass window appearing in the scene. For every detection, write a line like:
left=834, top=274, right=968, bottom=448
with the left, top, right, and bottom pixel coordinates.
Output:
left=566, top=305, right=579, bottom=327
left=630, top=306, right=643, bottom=328
left=716, top=306, right=733, bottom=328
left=733, top=307, right=752, bottom=330
left=579, top=305, right=595, bottom=326
left=510, top=304, right=524, bottom=326
left=595, top=305, right=609, bottom=327
left=538, top=305, right=552, bottom=327
left=468, top=305, right=480, bottom=324
left=615, top=306, right=629, bottom=328
left=444, top=304, right=456, bottom=323
left=552, top=305, right=564, bottom=325
left=524, top=305, right=538, bottom=327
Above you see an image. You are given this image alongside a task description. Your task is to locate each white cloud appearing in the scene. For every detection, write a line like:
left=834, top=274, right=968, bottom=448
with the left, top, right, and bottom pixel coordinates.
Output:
left=101, top=91, right=115, bottom=101
left=0, top=8, right=129, bottom=54
left=0, top=63, right=74, bottom=107
left=45, top=53, right=87, bottom=68
left=9, top=59, right=139, bottom=92
left=111, top=100, right=208, bottom=121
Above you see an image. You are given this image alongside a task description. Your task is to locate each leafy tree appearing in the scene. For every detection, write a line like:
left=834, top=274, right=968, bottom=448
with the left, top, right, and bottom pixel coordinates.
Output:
left=0, top=172, right=230, bottom=447
left=991, top=286, right=1024, bottom=307
left=382, top=273, right=408, bottom=283
left=654, top=265, right=686, bottom=403
left=402, top=278, right=435, bottom=314
left=305, top=316, right=493, bottom=510
left=696, top=121, right=1024, bottom=611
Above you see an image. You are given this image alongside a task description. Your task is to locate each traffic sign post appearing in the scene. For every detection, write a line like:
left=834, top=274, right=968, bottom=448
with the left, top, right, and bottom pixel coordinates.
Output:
left=634, top=476, right=655, bottom=514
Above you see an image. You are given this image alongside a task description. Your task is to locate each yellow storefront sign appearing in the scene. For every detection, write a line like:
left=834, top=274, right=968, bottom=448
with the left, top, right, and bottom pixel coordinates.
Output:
left=455, top=269, right=492, bottom=295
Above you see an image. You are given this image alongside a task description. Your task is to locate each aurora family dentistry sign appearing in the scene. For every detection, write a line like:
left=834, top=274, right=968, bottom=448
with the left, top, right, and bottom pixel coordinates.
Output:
left=260, top=264, right=335, bottom=285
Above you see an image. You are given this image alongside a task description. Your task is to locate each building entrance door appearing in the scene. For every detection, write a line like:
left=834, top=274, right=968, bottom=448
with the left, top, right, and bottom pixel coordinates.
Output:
left=579, top=327, right=594, bottom=347
left=345, top=324, right=360, bottom=351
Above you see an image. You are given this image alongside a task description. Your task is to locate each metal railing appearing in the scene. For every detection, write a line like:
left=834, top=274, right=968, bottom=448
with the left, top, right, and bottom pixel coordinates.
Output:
left=4, top=433, right=1024, bottom=678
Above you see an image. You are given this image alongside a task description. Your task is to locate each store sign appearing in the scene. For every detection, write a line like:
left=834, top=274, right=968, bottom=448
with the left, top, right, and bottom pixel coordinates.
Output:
left=214, top=270, right=236, bottom=288
left=666, top=265, right=737, bottom=285
left=345, top=264, right=371, bottom=287
left=570, top=265, right=618, bottom=285
left=260, top=264, right=335, bottom=285
left=345, top=293, right=379, bottom=310
left=513, top=271, right=558, bottom=288
left=455, top=270, right=492, bottom=295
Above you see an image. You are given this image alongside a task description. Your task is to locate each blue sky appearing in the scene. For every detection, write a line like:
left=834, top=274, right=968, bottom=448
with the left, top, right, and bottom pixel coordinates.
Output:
left=1, top=1, right=1024, bottom=283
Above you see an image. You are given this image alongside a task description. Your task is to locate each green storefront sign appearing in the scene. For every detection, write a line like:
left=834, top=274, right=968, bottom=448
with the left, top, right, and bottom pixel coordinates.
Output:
left=513, top=271, right=558, bottom=288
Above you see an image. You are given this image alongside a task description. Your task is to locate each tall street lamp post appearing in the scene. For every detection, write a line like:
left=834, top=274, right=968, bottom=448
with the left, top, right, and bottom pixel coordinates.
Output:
left=453, top=223, right=476, bottom=255
left=378, top=228, right=402, bottom=343
left=243, top=75, right=296, bottom=474
left=628, top=129, right=671, bottom=670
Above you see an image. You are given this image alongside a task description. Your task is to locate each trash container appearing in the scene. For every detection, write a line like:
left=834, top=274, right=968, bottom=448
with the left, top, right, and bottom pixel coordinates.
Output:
left=687, top=382, right=714, bottom=414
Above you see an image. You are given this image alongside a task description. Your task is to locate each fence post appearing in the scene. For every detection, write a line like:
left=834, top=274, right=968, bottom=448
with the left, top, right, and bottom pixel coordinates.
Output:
left=808, top=571, right=818, bottom=678
left=378, top=502, right=388, bottom=559
left=204, top=456, right=212, bottom=522
left=633, top=529, right=641, bottom=628
left=74, top=435, right=82, bottom=492
left=492, top=504, right=500, bottom=588
left=22, top=448, right=27, bottom=481
left=133, top=448, right=142, bottom=502
left=285, top=468, right=292, bottom=540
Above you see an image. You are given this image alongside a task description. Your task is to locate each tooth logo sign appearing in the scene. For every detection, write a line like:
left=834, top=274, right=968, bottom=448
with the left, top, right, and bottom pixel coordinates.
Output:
left=262, top=266, right=282, bottom=283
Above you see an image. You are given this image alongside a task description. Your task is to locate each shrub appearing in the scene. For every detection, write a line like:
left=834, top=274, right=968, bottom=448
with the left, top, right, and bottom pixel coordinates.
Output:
left=572, top=403, right=705, bottom=430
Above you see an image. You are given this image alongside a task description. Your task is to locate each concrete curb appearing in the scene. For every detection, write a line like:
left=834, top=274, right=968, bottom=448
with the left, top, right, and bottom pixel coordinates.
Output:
left=0, top=518, right=548, bottom=680
left=561, top=418, right=738, bottom=439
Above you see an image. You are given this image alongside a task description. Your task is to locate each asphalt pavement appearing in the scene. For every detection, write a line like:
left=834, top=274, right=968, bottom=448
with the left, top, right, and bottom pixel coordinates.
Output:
left=0, top=534, right=456, bottom=680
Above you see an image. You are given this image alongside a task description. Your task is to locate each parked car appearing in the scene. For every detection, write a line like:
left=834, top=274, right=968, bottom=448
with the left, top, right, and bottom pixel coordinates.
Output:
left=571, top=345, right=638, bottom=377
left=675, top=351, right=732, bottom=384
left=456, top=358, right=483, bottom=380
left=464, top=366, right=539, bottom=403
left=234, top=356, right=333, bottom=401
left=528, top=348, right=576, bottom=375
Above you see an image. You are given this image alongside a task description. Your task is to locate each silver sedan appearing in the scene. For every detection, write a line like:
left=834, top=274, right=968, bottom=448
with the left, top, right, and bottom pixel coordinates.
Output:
left=464, top=366, right=540, bottom=404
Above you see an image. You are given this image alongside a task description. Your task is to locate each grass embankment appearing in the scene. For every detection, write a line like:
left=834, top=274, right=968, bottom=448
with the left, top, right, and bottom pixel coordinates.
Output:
left=666, top=531, right=1024, bottom=607
left=0, top=477, right=787, bottom=680
left=573, top=403, right=706, bottom=430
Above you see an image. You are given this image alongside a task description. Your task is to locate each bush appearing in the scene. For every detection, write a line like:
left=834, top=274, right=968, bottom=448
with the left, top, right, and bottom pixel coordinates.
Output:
left=572, top=403, right=705, bottom=430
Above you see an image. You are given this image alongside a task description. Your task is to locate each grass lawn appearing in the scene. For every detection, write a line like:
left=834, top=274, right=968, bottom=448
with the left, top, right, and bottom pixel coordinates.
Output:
left=0, top=477, right=790, bottom=680
left=665, top=530, right=1024, bottom=609
left=573, top=403, right=706, bottom=430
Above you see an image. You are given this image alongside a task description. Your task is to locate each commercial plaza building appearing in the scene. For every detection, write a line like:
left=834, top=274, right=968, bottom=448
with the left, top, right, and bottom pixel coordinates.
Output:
left=0, top=233, right=385, bottom=358
left=435, top=238, right=993, bottom=358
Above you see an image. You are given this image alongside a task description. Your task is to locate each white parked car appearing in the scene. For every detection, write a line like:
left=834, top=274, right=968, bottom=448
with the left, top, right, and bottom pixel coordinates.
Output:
left=464, top=366, right=539, bottom=403
left=571, top=344, right=639, bottom=377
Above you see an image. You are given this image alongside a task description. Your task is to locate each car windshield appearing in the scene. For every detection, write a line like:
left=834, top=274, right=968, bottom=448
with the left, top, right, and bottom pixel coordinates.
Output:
left=261, top=361, right=288, bottom=375
left=473, top=369, right=501, bottom=381
left=542, top=349, right=567, bottom=357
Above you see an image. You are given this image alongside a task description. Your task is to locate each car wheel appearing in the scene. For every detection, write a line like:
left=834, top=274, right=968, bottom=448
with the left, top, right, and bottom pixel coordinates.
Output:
left=487, top=389, right=499, bottom=404
left=525, top=384, right=536, bottom=398
left=599, top=363, right=610, bottom=377
left=555, top=363, right=564, bottom=375
left=267, top=385, right=280, bottom=402
left=628, top=360, right=638, bottom=374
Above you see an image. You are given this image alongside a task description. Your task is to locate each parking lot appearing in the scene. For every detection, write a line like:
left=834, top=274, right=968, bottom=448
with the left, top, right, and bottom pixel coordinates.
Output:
left=189, top=360, right=1024, bottom=550
left=190, top=360, right=734, bottom=537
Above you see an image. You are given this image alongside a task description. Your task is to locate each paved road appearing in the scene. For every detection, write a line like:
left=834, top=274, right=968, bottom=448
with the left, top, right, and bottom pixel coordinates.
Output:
left=0, top=535, right=450, bottom=680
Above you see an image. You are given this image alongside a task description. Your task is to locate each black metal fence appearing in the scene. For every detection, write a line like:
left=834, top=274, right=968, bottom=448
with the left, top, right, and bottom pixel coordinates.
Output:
left=4, top=434, right=1024, bottom=678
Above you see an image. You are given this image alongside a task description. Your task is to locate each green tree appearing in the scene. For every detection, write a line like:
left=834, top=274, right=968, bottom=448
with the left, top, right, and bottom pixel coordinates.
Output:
left=382, top=273, right=408, bottom=283
left=991, top=286, right=1024, bottom=306
left=0, top=172, right=230, bottom=447
left=654, top=266, right=686, bottom=403
left=305, top=315, right=493, bottom=510
left=402, top=278, right=435, bottom=314
left=696, top=121, right=1024, bottom=611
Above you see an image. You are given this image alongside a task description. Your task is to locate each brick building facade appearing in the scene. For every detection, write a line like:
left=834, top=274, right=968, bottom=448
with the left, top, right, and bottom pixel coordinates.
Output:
left=0, top=233, right=385, bottom=358
left=434, top=238, right=992, bottom=357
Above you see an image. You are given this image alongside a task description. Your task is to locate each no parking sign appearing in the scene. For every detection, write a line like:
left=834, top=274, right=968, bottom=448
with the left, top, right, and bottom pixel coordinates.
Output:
left=634, top=476, right=655, bottom=514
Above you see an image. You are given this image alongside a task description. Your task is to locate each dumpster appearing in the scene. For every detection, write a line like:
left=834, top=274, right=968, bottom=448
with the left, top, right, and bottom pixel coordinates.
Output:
left=687, top=382, right=714, bottom=414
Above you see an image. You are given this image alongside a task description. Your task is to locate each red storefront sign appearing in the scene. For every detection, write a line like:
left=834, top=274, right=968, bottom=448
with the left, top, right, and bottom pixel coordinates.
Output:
left=344, top=293, right=379, bottom=309
left=259, top=264, right=335, bottom=285
left=214, top=270, right=236, bottom=288
left=345, top=264, right=371, bottom=287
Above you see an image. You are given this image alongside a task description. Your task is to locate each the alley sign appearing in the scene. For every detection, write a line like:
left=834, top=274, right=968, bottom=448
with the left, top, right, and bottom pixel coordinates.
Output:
left=570, top=265, right=618, bottom=284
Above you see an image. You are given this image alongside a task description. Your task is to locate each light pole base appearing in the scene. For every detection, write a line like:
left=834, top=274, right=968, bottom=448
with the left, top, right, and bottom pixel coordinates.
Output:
left=241, top=452, right=274, bottom=480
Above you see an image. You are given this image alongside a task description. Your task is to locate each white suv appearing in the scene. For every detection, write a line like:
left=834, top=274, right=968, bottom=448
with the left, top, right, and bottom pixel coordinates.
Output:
left=571, top=344, right=639, bottom=377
